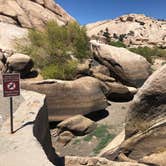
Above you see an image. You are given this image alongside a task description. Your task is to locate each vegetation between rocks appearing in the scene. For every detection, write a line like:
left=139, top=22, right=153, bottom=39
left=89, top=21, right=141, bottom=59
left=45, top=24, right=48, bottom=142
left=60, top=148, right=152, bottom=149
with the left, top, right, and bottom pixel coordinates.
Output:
left=129, top=46, right=166, bottom=63
left=16, top=21, right=91, bottom=80
left=83, top=124, right=114, bottom=154
left=109, top=41, right=126, bottom=48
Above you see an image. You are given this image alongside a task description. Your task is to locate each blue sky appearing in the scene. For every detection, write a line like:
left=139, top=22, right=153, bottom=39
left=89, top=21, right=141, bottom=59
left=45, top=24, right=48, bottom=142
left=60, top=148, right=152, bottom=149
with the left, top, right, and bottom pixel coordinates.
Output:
left=56, top=0, right=165, bottom=25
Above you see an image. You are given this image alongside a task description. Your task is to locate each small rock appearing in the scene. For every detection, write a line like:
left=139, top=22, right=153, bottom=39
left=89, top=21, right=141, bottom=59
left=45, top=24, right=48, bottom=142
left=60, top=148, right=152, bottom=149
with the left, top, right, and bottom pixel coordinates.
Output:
left=127, top=86, right=137, bottom=95
left=6, top=53, right=34, bottom=75
left=3, top=49, right=13, bottom=59
left=105, top=82, right=134, bottom=102
left=57, top=115, right=97, bottom=135
left=50, top=128, right=60, bottom=137
left=57, top=131, right=74, bottom=146
left=76, top=59, right=92, bottom=77
left=90, top=64, right=110, bottom=76
left=87, top=158, right=98, bottom=166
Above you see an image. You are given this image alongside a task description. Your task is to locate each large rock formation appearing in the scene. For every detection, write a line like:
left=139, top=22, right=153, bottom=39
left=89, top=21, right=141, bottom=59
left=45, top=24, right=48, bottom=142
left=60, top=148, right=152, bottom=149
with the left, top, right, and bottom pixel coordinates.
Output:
left=125, top=64, right=166, bottom=138
left=0, top=0, right=75, bottom=50
left=99, top=65, right=166, bottom=166
left=90, top=40, right=151, bottom=87
left=21, top=77, right=108, bottom=121
left=0, top=0, right=75, bottom=29
left=86, top=14, right=166, bottom=48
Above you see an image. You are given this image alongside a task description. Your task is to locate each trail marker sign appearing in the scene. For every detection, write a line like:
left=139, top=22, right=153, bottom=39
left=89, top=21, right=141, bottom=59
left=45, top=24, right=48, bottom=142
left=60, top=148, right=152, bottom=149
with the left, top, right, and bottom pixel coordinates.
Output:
left=2, top=73, right=20, bottom=133
left=2, top=73, right=20, bottom=97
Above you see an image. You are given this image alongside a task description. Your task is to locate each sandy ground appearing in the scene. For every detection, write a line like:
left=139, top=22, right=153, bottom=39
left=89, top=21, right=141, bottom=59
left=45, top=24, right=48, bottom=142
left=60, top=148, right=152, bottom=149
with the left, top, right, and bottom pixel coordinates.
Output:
left=98, top=101, right=132, bottom=134
left=51, top=101, right=132, bottom=157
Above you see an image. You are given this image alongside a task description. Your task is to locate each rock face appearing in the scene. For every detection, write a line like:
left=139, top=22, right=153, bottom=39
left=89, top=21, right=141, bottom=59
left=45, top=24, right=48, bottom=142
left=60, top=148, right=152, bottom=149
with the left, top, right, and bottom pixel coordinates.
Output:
left=0, top=0, right=75, bottom=29
left=0, top=86, right=60, bottom=166
left=124, top=65, right=166, bottom=164
left=86, top=14, right=166, bottom=48
left=0, top=0, right=75, bottom=50
left=57, top=115, right=97, bottom=135
left=21, top=77, right=108, bottom=121
left=125, top=64, right=166, bottom=137
left=100, top=65, right=166, bottom=166
left=90, top=40, right=151, bottom=87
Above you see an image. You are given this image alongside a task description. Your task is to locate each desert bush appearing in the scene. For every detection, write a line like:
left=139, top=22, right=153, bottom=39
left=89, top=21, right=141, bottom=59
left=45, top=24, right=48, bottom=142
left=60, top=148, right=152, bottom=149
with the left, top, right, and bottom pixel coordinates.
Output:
left=109, top=41, right=126, bottom=48
left=84, top=124, right=114, bottom=154
left=16, top=21, right=90, bottom=80
left=129, top=46, right=166, bottom=63
left=41, top=60, right=78, bottom=80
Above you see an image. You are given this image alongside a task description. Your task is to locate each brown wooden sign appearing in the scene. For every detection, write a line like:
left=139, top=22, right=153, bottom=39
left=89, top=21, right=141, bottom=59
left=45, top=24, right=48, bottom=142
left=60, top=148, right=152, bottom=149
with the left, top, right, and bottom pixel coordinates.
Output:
left=2, top=73, right=20, bottom=97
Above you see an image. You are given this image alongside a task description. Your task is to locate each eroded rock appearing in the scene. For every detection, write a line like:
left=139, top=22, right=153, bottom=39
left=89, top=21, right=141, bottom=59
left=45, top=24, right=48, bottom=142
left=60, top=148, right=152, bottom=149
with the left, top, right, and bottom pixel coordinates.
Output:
left=101, top=65, right=166, bottom=165
left=90, top=40, right=151, bottom=87
left=21, top=77, right=108, bottom=121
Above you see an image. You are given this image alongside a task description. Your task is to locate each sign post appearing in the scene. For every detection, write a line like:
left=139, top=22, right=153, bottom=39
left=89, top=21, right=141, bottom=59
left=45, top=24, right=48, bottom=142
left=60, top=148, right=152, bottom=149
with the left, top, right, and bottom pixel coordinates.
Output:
left=10, top=97, right=13, bottom=134
left=2, top=73, right=20, bottom=134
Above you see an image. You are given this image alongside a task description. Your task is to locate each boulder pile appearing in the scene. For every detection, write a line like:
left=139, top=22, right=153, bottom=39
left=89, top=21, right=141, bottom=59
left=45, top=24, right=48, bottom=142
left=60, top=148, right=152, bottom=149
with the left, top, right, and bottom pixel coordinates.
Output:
left=99, top=64, right=166, bottom=166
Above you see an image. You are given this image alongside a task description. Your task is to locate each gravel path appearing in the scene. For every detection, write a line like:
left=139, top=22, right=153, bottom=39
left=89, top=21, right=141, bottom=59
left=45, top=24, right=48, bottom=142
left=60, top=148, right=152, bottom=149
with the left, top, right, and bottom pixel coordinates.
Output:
left=0, top=87, right=24, bottom=129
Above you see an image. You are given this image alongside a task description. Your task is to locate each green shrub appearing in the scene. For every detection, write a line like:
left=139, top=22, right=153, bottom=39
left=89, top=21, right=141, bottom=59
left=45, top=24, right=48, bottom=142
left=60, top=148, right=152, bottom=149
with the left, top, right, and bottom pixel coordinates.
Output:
left=41, top=60, right=78, bottom=80
left=16, top=21, right=90, bottom=79
left=129, top=47, right=166, bottom=63
left=83, top=124, right=114, bottom=154
left=93, top=134, right=113, bottom=154
left=84, top=124, right=110, bottom=141
left=109, top=41, right=126, bottom=48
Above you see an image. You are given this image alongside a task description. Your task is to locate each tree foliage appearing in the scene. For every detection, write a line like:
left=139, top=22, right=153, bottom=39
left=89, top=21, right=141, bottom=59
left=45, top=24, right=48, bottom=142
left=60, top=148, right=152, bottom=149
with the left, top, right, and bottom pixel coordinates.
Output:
left=16, top=21, right=90, bottom=79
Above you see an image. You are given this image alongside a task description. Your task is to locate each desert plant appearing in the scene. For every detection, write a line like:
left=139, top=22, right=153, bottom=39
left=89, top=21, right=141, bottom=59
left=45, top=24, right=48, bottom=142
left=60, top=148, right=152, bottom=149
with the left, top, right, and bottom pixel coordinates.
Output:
left=129, top=46, right=166, bottom=63
left=84, top=124, right=114, bottom=154
left=103, top=28, right=111, bottom=43
left=41, top=60, right=78, bottom=80
left=109, top=41, right=126, bottom=48
left=16, top=21, right=90, bottom=80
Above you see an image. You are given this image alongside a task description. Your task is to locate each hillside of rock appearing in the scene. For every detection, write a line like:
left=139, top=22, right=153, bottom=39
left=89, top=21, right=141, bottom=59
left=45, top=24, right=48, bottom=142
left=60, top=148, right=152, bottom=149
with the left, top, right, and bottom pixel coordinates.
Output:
left=86, top=14, right=166, bottom=48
